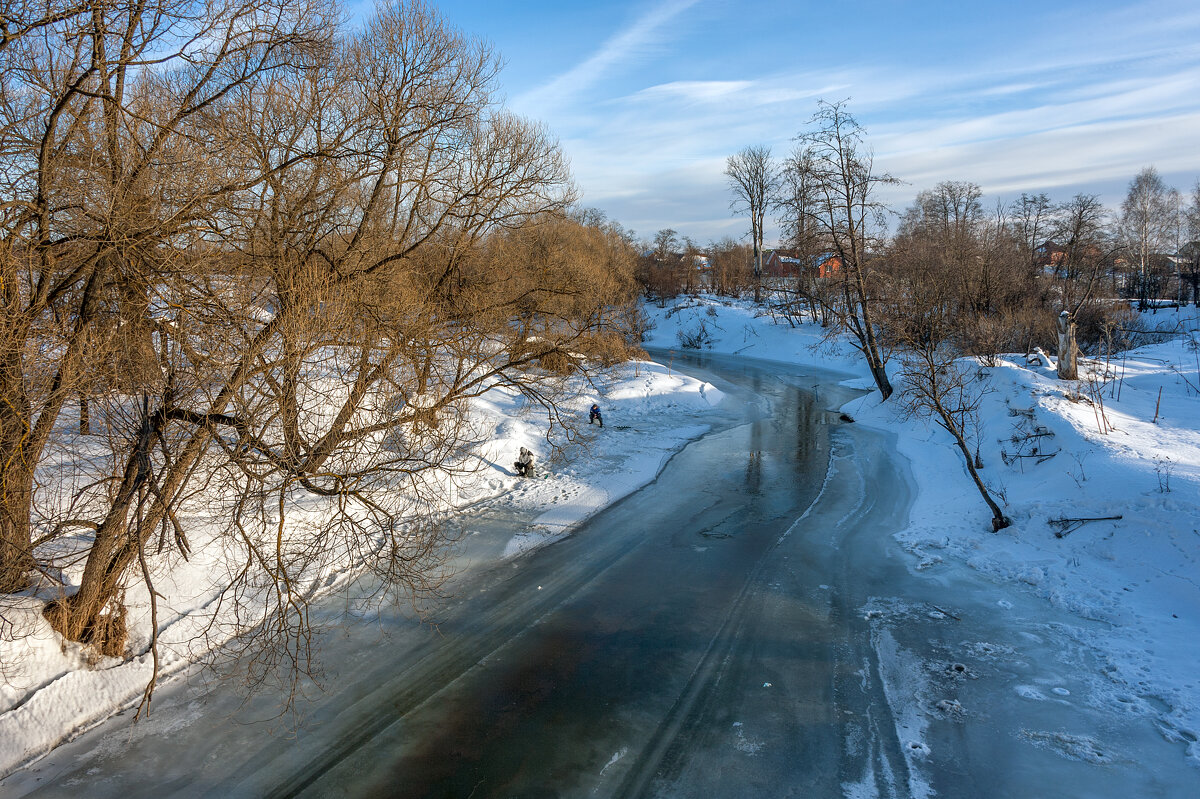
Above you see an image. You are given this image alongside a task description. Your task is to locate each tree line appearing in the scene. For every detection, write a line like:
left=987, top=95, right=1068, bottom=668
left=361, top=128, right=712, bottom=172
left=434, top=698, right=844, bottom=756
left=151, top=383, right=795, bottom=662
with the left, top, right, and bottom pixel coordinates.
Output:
left=641, top=99, right=1200, bottom=395
left=0, top=0, right=642, bottom=694
left=640, top=100, right=1200, bottom=530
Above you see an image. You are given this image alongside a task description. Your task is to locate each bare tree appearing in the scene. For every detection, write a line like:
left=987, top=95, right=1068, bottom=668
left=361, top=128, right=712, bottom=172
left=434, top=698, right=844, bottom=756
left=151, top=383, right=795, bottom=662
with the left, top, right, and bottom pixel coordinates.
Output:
left=1120, top=166, right=1175, bottom=308
left=1, top=0, right=649, bottom=713
left=0, top=0, right=89, bottom=52
left=899, top=345, right=1010, bottom=531
left=773, top=145, right=827, bottom=322
left=1050, top=194, right=1114, bottom=378
left=637, top=228, right=683, bottom=303
left=903, top=182, right=991, bottom=309
left=776, top=145, right=823, bottom=255
left=0, top=0, right=334, bottom=594
left=882, top=232, right=1010, bottom=531
left=1011, top=191, right=1055, bottom=282
left=652, top=228, right=679, bottom=260
left=706, top=236, right=753, bottom=298
left=1183, top=181, right=1200, bottom=305
left=894, top=182, right=1031, bottom=362
left=725, top=145, right=775, bottom=303
left=797, top=100, right=897, bottom=400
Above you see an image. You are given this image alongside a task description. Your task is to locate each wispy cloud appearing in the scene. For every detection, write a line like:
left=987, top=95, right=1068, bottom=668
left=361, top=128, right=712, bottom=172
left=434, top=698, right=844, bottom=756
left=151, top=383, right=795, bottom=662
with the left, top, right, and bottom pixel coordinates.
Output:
left=878, top=111, right=1200, bottom=204
left=630, top=80, right=753, bottom=104
left=493, top=0, right=1200, bottom=242
left=514, top=0, right=701, bottom=114
left=627, top=77, right=839, bottom=110
left=874, top=67, right=1200, bottom=155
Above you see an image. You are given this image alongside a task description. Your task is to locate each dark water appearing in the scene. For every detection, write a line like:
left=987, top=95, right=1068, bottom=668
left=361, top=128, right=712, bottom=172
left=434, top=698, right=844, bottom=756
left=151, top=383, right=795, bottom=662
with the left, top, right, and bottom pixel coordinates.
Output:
left=282, top=356, right=841, bottom=797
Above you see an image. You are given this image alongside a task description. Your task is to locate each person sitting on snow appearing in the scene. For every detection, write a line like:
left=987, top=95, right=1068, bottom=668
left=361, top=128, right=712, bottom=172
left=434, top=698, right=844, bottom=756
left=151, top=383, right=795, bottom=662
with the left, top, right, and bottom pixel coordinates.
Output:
left=589, top=403, right=603, bottom=427
left=514, top=446, right=536, bottom=477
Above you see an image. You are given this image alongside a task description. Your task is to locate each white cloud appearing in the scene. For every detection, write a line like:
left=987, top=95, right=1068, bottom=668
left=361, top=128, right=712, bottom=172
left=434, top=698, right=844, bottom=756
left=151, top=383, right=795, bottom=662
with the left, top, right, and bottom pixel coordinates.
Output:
left=514, top=0, right=702, bottom=116
left=630, top=80, right=753, bottom=104
left=626, top=76, right=845, bottom=111
left=508, top=0, right=1200, bottom=243
left=885, top=112, right=1200, bottom=198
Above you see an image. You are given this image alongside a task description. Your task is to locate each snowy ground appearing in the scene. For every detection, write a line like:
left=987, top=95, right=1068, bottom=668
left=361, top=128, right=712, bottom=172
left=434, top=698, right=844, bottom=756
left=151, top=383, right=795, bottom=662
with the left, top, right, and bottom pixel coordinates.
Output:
left=0, top=359, right=726, bottom=779
left=644, top=296, right=1200, bottom=775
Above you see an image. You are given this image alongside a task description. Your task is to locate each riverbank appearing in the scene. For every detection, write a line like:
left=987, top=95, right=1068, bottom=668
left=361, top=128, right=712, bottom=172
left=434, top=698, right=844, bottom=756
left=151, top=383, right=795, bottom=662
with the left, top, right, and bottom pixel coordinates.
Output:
left=0, top=358, right=727, bottom=779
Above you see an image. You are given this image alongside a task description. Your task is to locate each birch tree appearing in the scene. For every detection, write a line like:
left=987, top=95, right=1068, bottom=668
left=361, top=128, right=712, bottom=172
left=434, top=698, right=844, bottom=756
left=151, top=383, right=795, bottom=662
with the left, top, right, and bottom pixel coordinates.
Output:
left=725, top=145, right=775, bottom=303
left=1120, top=166, right=1174, bottom=308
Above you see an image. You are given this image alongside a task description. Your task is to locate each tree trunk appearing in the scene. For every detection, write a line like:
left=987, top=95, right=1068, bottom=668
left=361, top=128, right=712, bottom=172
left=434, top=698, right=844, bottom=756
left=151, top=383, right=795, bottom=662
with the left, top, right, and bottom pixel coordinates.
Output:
left=937, top=405, right=1009, bottom=532
left=44, top=403, right=155, bottom=654
left=868, top=361, right=893, bottom=401
left=851, top=264, right=893, bottom=401
left=1056, top=311, right=1078, bottom=380
left=0, top=345, right=34, bottom=592
left=753, top=239, right=763, bottom=304
left=0, top=465, right=35, bottom=593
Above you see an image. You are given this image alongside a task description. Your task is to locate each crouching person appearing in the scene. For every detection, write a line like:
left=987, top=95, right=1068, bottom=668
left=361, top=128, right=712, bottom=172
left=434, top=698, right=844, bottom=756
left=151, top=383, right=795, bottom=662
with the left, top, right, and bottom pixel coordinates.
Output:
left=514, top=446, right=536, bottom=477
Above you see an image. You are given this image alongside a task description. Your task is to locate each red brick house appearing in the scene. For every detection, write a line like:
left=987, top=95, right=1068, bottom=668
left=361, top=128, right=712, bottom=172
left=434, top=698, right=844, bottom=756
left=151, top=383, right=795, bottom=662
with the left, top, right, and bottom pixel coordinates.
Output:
left=763, top=249, right=842, bottom=279
left=1033, top=240, right=1067, bottom=269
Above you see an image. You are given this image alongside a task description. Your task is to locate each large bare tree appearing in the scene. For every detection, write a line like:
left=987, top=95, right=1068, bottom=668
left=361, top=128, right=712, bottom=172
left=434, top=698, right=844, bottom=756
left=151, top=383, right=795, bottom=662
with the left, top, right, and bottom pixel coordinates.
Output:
left=1120, top=166, right=1175, bottom=309
left=1, top=0, right=641, bottom=706
left=0, top=0, right=333, bottom=595
left=1010, top=191, right=1054, bottom=282
left=725, top=145, right=775, bottom=303
left=797, top=100, right=897, bottom=400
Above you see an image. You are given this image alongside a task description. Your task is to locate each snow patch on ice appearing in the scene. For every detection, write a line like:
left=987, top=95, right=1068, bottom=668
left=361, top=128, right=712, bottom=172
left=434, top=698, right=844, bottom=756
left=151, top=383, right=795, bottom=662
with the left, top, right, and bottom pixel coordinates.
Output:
left=1021, top=729, right=1116, bottom=764
left=730, top=721, right=764, bottom=755
left=871, top=628, right=935, bottom=799
left=598, top=746, right=627, bottom=776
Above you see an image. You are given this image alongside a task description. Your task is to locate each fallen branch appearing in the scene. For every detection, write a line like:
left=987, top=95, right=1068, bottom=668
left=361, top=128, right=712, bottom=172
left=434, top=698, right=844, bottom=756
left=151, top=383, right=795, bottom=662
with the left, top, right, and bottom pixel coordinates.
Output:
left=1169, top=365, right=1199, bottom=396
left=1001, top=428, right=1054, bottom=445
left=1001, top=449, right=1059, bottom=466
left=928, top=603, right=961, bottom=621
left=1049, top=515, right=1124, bottom=538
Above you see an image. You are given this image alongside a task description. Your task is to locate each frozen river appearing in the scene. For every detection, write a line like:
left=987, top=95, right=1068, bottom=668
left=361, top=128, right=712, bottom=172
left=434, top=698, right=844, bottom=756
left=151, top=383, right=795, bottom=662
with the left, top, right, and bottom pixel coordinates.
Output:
left=3, top=353, right=1193, bottom=797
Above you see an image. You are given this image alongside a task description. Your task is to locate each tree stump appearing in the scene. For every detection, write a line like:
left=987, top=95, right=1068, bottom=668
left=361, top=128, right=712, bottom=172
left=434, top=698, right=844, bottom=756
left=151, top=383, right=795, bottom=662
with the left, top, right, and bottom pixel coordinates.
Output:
left=1056, top=311, right=1078, bottom=380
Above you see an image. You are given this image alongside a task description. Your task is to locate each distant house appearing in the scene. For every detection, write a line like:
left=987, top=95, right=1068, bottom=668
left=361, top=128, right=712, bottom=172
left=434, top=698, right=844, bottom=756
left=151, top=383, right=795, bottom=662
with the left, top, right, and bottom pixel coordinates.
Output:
left=1033, top=240, right=1067, bottom=269
left=763, top=249, right=842, bottom=279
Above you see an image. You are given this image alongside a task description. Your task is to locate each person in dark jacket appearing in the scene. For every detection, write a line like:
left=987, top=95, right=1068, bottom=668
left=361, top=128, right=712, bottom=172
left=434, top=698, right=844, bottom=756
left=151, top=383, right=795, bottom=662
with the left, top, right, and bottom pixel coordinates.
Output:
left=589, top=403, right=603, bottom=427
left=514, top=447, right=536, bottom=477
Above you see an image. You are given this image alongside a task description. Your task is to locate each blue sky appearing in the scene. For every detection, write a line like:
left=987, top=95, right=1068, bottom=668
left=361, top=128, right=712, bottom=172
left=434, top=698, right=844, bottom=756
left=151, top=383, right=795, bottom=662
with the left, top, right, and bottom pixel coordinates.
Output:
left=363, top=0, right=1200, bottom=245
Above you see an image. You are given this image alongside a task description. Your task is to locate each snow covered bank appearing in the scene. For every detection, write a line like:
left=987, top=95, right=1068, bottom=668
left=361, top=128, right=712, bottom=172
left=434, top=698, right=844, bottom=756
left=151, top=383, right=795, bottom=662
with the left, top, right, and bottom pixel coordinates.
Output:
left=0, top=359, right=726, bottom=779
left=645, top=296, right=1200, bottom=767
